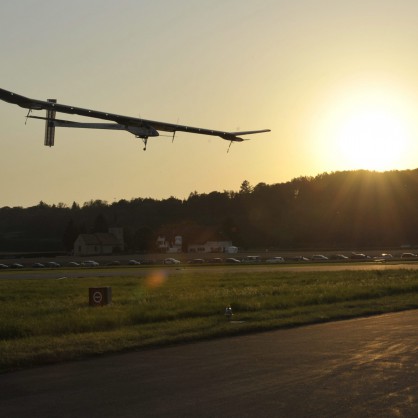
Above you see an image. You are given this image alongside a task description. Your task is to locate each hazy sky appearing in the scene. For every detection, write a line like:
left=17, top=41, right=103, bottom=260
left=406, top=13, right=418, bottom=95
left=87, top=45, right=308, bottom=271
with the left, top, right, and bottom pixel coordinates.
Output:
left=2, top=0, right=418, bottom=207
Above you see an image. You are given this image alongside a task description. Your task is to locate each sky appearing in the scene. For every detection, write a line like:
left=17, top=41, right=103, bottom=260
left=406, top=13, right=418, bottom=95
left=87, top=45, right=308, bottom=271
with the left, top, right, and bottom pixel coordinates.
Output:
left=2, top=0, right=418, bottom=208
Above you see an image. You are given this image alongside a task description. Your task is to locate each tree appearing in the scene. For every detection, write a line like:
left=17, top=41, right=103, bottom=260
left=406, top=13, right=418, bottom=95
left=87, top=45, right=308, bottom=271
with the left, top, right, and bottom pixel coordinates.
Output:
left=92, top=213, right=108, bottom=233
left=133, top=226, right=154, bottom=251
left=71, top=201, right=80, bottom=211
left=240, top=180, right=253, bottom=194
left=62, top=219, right=79, bottom=252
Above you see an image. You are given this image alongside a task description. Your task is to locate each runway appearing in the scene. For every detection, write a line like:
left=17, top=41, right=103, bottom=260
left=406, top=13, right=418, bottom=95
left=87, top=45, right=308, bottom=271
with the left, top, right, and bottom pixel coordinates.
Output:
left=3, top=260, right=418, bottom=281
left=1, top=309, right=418, bottom=417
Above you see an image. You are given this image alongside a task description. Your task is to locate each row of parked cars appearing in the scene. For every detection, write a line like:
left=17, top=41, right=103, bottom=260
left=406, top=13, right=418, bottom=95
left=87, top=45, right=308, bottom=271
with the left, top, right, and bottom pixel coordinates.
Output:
left=0, top=258, right=182, bottom=269
left=1, top=252, right=417, bottom=270
left=0, top=260, right=102, bottom=269
left=0, top=262, right=27, bottom=269
left=184, top=252, right=418, bottom=264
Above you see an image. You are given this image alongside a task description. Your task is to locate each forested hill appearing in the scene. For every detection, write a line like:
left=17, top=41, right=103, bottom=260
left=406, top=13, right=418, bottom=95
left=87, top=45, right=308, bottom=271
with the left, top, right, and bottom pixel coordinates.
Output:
left=2, top=169, right=418, bottom=253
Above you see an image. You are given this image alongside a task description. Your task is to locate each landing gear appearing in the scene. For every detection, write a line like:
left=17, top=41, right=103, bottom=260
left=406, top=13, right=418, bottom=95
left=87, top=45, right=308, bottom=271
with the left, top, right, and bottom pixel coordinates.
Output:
left=138, top=136, right=148, bottom=151
left=25, top=109, right=32, bottom=125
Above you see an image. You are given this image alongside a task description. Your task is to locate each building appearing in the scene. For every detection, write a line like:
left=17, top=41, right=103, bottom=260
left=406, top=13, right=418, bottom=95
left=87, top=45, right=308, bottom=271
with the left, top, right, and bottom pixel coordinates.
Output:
left=156, top=235, right=182, bottom=253
left=73, top=228, right=124, bottom=256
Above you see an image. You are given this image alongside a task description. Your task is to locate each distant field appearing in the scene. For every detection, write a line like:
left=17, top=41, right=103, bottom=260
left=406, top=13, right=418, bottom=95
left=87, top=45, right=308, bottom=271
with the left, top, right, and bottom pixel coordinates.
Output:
left=1, top=266, right=418, bottom=373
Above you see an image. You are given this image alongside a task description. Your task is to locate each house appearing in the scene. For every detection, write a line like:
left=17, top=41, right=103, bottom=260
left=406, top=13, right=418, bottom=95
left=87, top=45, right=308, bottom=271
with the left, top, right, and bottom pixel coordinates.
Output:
left=156, top=235, right=182, bottom=253
left=155, top=223, right=234, bottom=254
left=74, top=227, right=124, bottom=256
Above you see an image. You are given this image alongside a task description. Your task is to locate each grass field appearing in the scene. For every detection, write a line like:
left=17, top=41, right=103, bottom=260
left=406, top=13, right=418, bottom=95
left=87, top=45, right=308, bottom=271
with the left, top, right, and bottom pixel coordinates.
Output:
left=1, top=266, right=418, bottom=373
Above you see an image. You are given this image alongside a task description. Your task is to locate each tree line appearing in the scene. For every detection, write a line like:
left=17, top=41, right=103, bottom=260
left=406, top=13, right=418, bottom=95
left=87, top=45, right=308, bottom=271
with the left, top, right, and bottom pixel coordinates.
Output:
left=1, top=169, right=418, bottom=254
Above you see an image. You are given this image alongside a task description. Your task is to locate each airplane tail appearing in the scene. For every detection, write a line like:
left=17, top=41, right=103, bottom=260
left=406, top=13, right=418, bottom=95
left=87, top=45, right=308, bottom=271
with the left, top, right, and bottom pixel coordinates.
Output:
left=229, top=129, right=271, bottom=138
left=44, top=99, right=56, bottom=147
left=221, top=129, right=271, bottom=142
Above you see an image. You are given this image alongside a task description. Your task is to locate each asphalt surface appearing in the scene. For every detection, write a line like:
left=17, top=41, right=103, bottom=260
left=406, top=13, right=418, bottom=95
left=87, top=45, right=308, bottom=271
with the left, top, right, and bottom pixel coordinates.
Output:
left=1, top=310, right=418, bottom=417
left=3, top=260, right=418, bottom=281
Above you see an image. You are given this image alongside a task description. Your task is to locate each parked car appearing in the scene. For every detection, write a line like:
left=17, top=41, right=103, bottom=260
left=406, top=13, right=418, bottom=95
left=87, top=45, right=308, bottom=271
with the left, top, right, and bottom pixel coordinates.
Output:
left=11, top=263, right=24, bottom=268
left=106, top=260, right=121, bottom=266
left=188, top=258, right=205, bottom=264
left=242, top=256, right=261, bottom=263
left=0, top=263, right=9, bottom=269
left=81, top=260, right=99, bottom=267
left=351, top=253, right=368, bottom=260
left=32, top=263, right=45, bottom=268
left=292, top=256, right=309, bottom=261
left=266, top=256, right=285, bottom=264
left=225, top=258, right=241, bottom=263
left=68, top=261, right=80, bottom=267
left=374, top=253, right=393, bottom=261
left=47, top=261, right=61, bottom=267
left=128, top=260, right=141, bottom=265
left=380, top=253, right=393, bottom=259
left=330, top=254, right=349, bottom=260
left=312, top=255, right=329, bottom=261
left=401, top=252, right=418, bottom=259
left=163, top=258, right=180, bottom=264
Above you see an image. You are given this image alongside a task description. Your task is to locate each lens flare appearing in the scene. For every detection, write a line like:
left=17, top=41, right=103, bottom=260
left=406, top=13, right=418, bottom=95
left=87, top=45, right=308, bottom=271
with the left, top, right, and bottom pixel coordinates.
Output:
left=145, top=270, right=167, bottom=289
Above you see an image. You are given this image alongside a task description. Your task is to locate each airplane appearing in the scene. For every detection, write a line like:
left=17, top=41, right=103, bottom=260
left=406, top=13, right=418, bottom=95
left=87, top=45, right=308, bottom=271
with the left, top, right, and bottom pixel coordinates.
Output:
left=0, top=88, right=270, bottom=151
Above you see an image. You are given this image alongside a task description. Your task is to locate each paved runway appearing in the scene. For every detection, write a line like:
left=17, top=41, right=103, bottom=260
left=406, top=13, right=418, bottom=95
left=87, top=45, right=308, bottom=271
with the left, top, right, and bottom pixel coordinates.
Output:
left=3, top=261, right=418, bottom=281
left=1, top=310, right=418, bottom=417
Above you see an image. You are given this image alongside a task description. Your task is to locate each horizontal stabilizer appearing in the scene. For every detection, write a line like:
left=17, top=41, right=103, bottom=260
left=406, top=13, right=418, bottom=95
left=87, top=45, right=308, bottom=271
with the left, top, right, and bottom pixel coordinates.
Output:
left=229, top=129, right=271, bottom=136
left=29, top=115, right=125, bottom=130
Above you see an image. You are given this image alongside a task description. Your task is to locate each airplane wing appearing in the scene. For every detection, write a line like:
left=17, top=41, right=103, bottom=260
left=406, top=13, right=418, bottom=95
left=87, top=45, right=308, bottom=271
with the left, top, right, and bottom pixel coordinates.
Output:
left=0, top=88, right=270, bottom=149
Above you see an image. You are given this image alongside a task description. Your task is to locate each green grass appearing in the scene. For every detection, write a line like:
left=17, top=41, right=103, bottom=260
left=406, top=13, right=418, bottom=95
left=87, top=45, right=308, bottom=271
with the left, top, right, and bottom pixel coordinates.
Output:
left=1, top=267, right=418, bottom=372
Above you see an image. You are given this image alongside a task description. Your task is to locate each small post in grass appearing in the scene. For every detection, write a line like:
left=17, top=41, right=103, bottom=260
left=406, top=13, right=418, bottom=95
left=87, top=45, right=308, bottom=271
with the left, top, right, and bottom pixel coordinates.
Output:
left=89, top=287, right=112, bottom=307
left=225, top=305, right=233, bottom=321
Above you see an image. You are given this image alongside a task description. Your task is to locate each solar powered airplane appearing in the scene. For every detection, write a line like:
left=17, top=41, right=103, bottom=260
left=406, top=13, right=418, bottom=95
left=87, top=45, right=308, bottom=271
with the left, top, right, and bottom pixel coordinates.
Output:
left=0, top=88, right=270, bottom=151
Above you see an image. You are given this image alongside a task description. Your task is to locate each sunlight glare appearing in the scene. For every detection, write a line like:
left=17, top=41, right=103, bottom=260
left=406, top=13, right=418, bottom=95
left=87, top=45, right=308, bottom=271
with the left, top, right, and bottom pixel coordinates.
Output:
left=335, top=105, right=408, bottom=171
left=313, top=84, right=416, bottom=172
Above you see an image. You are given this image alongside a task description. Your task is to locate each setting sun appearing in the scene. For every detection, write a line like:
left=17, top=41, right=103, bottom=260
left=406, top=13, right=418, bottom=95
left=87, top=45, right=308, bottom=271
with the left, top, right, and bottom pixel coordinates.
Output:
left=335, top=105, right=409, bottom=171
left=314, top=84, right=415, bottom=172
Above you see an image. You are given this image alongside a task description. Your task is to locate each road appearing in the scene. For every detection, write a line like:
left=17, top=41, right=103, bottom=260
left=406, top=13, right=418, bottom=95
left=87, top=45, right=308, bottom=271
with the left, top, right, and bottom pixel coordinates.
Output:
left=1, top=310, right=418, bottom=417
left=3, top=261, right=418, bottom=280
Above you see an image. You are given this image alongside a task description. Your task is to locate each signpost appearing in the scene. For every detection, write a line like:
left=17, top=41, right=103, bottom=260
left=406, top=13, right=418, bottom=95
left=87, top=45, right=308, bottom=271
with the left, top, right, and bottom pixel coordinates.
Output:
left=89, top=287, right=112, bottom=307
